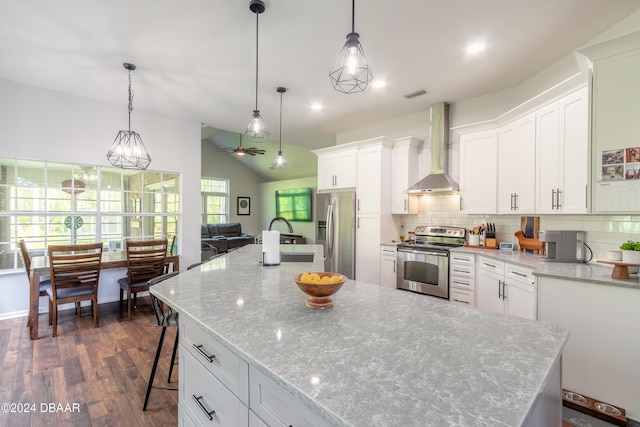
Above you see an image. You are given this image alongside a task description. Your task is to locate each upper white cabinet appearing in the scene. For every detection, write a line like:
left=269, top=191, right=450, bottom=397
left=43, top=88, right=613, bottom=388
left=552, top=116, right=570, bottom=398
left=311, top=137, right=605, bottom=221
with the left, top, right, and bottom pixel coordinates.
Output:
left=459, top=130, right=498, bottom=214
left=314, top=143, right=358, bottom=192
left=391, top=137, right=422, bottom=214
left=357, top=138, right=394, bottom=214
left=498, top=113, right=536, bottom=214
left=535, top=87, right=589, bottom=214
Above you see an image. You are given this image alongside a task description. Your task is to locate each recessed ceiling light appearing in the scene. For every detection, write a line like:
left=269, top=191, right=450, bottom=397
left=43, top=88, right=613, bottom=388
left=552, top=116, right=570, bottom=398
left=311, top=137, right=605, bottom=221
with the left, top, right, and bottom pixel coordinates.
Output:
left=372, top=80, right=386, bottom=88
left=311, top=103, right=323, bottom=111
left=466, top=42, right=486, bottom=54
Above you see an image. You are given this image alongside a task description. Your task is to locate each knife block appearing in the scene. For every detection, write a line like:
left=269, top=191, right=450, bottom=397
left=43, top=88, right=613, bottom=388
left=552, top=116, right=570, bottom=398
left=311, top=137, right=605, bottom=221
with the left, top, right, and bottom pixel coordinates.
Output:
left=485, top=238, right=497, bottom=248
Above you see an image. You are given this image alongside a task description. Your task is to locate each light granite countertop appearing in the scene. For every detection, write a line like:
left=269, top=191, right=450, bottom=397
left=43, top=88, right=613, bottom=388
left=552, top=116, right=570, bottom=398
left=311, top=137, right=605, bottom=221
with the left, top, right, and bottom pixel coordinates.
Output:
left=151, top=244, right=568, bottom=427
left=450, top=247, right=640, bottom=290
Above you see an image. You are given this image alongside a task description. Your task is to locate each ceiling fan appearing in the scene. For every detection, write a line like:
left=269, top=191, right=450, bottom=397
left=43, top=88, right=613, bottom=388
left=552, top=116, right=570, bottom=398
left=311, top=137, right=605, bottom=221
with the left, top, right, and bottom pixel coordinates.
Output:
left=219, top=134, right=266, bottom=157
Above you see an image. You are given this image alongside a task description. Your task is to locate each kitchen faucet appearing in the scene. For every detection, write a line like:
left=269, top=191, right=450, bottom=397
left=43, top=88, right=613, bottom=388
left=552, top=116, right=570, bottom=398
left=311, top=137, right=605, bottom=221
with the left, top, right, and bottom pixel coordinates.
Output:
left=268, top=217, right=293, bottom=233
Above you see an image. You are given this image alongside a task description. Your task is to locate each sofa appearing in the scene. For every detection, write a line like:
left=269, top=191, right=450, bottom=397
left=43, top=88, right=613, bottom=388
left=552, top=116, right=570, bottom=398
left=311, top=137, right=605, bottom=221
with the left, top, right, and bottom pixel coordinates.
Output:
left=201, top=222, right=254, bottom=254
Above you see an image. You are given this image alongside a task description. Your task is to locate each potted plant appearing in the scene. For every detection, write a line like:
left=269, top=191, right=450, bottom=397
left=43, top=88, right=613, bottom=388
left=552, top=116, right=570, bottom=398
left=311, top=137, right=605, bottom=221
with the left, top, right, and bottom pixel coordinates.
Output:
left=620, top=240, right=640, bottom=273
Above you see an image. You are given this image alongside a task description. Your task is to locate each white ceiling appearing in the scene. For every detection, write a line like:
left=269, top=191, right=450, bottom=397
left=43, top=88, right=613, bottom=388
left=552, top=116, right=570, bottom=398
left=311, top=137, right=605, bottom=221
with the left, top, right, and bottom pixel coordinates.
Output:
left=1, top=1, right=640, bottom=180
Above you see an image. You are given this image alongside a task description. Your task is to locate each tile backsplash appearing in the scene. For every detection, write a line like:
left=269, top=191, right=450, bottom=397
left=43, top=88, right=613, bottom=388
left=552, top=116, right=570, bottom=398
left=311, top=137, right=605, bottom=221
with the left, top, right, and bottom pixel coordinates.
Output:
left=400, top=194, right=640, bottom=263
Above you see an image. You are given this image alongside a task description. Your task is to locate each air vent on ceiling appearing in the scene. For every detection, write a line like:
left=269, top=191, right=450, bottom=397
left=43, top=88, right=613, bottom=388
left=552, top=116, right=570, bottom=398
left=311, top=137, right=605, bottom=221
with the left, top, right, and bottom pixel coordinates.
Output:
left=403, top=89, right=428, bottom=99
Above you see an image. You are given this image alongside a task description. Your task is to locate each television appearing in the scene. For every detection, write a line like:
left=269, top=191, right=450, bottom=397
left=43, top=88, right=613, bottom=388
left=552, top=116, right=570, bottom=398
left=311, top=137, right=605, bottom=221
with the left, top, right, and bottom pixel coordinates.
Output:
left=275, top=188, right=312, bottom=222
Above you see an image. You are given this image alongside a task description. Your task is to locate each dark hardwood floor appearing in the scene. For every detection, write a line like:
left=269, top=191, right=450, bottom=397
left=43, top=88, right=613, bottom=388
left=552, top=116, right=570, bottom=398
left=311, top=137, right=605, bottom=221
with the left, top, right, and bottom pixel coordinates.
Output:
left=0, top=299, right=178, bottom=427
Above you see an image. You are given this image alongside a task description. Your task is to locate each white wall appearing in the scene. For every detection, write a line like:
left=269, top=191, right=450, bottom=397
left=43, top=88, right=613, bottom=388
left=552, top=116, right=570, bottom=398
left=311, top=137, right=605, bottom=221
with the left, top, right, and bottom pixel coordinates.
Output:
left=0, top=78, right=201, bottom=319
left=201, top=140, right=264, bottom=236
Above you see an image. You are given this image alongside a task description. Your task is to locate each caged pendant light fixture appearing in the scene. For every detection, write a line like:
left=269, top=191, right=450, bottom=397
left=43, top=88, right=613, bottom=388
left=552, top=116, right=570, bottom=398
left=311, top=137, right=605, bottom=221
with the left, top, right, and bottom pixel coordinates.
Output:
left=107, top=63, right=151, bottom=169
left=244, top=0, right=269, bottom=142
left=271, top=87, right=287, bottom=170
left=329, top=0, right=373, bottom=94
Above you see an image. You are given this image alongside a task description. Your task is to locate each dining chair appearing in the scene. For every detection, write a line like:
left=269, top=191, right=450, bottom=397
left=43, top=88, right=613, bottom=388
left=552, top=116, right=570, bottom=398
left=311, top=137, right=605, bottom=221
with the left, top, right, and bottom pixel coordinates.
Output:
left=46, top=242, right=103, bottom=337
left=118, top=239, right=168, bottom=320
left=143, top=271, right=180, bottom=411
left=19, top=239, right=52, bottom=328
left=164, top=235, right=177, bottom=274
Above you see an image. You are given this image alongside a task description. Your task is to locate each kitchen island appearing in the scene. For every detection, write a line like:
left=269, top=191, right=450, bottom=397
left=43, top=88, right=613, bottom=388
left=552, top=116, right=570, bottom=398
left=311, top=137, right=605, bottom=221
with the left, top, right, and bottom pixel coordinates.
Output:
left=150, top=244, right=568, bottom=426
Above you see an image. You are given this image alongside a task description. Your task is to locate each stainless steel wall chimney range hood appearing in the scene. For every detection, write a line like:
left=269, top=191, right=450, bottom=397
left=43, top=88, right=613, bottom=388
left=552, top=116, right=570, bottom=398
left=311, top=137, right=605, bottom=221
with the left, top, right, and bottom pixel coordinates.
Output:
left=406, top=102, right=459, bottom=193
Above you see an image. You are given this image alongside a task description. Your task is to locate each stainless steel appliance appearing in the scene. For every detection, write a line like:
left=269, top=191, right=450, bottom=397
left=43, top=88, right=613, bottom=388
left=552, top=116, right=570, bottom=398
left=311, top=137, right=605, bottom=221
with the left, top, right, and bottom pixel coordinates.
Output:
left=397, top=225, right=466, bottom=299
left=539, top=230, right=586, bottom=263
left=316, top=192, right=356, bottom=278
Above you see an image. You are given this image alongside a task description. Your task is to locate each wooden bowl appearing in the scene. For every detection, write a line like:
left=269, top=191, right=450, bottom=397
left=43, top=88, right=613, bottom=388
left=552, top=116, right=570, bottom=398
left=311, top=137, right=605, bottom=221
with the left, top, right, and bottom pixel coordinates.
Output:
left=293, top=272, right=347, bottom=309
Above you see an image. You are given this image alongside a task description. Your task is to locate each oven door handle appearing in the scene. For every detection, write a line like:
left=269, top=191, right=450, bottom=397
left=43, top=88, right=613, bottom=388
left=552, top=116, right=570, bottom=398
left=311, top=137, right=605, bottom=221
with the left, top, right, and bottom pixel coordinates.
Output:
left=398, top=249, right=448, bottom=257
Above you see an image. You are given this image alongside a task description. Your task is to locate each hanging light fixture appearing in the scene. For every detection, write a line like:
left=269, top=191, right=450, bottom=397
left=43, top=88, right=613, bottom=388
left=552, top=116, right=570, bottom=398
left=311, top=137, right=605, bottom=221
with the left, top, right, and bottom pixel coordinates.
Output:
left=244, top=0, right=269, bottom=142
left=107, top=63, right=151, bottom=169
left=271, top=87, right=287, bottom=170
left=329, top=0, right=373, bottom=94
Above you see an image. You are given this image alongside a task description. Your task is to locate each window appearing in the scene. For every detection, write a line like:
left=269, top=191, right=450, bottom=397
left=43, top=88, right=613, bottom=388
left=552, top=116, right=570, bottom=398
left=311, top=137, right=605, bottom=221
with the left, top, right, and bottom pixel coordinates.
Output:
left=201, top=178, right=228, bottom=224
left=275, top=188, right=312, bottom=222
left=0, top=158, right=181, bottom=272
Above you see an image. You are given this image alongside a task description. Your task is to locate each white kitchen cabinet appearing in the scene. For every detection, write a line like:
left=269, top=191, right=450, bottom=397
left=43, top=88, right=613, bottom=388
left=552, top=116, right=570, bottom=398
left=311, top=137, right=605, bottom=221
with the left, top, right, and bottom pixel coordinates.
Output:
left=449, top=251, right=475, bottom=306
left=314, top=144, right=358, bottom=192
left=357, top=137, right=393, bottom=214
left=391, top=136, right=422, bottom=214
left=459, top=130, right=498, bottom=214
left=249, top=366, right=333, bottom=427
left=380, top=245, right=397, bottom=289
left=535, top=87, right=589, bottom=214
left=498, top=113, right=536, bottom=214
left=355, top=137, right=396, bottom=285
left=477, top=257, right=536, bottom=320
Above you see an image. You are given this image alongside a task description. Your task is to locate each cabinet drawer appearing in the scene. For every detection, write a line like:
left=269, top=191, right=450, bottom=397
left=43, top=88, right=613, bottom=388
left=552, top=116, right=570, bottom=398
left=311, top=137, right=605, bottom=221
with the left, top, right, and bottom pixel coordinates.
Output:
left=181, top=350, right=249, bottom=426
left=478, top=257, right=504, bottom=275
left=450, top=263, right=474, bottom=279
left=450, top=288, right=475, bottom=306
left=249, top=366, right=334, bottom=427
left=450, top=252, right=475, bottom=267
left=181, top=318, right=249, bottom=404
left=449, top=275, right=474, bottom=291
left=506, top=264, right=536, bottom=289
left=380, top=245, right=397, bottom=256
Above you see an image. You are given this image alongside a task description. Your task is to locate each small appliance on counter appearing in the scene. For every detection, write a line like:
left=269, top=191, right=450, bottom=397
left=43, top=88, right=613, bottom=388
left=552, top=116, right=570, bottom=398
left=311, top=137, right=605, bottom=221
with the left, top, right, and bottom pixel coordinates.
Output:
left=539, top=230, right=586, bottom=263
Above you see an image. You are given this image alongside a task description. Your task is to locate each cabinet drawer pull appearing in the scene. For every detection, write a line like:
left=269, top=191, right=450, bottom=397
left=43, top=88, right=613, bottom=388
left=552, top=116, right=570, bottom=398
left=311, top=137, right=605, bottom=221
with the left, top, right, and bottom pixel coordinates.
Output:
left=512, top=271, right=528, bottom=278
left=192, top=395, right=215, bottom=420
left=193, top=344, right=215, bottom=363
left=453, top=268, right=470, bottom=274
left=452, top=299, right=470, bottom=304
left=483, top=262, right=496, bottom=268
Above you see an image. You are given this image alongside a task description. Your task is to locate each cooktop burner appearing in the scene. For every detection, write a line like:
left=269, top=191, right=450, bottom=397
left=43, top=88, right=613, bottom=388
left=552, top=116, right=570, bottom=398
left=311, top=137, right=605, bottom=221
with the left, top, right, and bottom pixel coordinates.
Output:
left=398, top=225, right=466, bottom=251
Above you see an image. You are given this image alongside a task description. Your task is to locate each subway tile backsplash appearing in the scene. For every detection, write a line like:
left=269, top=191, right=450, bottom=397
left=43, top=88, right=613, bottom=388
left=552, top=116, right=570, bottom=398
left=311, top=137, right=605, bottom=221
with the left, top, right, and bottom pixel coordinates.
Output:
left=400, top=193, right=640, bottom=263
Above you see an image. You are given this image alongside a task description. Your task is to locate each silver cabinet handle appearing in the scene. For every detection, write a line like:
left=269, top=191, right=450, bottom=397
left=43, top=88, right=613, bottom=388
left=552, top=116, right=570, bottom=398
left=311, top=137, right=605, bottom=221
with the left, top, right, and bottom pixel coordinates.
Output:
left=498, top=280, right=502, bottom=299
left=192, top=395, right=215, bottom=420
left=551, top=189, right=556, bottom=209
left=483, top=262, right=497, bottom=268
left=404, top=199, right=407, bottom=212
left=512, top=271, right=527, bottom=277
left=192, top=344, right=215, bottom=363
left=514, top=193, right=518, bottom=210
left=452, top=299, right=470, bottom=304
left=393, top=260, right=396, bottom=273
left=556, top=188, right=562, bottom=209
left=452, top=268, right=470, bottom=274
left=502, top=281, right=507, bottom=300
left=511, top=193, right=515, bottom=210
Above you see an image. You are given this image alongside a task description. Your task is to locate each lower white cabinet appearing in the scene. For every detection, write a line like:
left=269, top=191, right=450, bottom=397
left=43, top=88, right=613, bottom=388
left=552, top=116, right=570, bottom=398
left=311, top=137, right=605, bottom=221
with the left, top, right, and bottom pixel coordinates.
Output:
left=180, top=318, right=334, bottom=427
left=449, top=251, right=476, bottom=306
left=477, top=257, right=537, bottom=320
left=380, top=245, right=397, bottom=289
left=249, top=366, right=333, bottom=427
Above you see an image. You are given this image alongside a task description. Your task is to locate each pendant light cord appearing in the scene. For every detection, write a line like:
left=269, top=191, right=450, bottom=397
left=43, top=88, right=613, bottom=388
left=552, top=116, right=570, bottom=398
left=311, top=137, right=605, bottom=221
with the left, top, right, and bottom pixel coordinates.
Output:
left=351, top=0, right=355, bottom=33
left=279, top=90, right=283, bottom=151
left=254, top=12, right=259, bottom=111
left=128, top=70, right=134, bottom=132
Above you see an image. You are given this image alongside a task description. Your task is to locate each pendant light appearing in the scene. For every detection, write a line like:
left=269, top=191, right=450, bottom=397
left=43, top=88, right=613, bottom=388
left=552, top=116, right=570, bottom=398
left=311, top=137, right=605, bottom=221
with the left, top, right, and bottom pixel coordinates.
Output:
left=329, top=0, right=373, bottom=94
left=271, top=87, right=287, bottom=170
left=107, top=63, right=151, bottom=169
left=244, top=0, right=269, bottom=142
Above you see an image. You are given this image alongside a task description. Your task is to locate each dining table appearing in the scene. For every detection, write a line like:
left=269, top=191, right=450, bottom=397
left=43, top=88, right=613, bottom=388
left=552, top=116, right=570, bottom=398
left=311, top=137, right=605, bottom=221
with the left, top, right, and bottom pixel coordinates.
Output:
left=28, top=250, right=180, bottom=340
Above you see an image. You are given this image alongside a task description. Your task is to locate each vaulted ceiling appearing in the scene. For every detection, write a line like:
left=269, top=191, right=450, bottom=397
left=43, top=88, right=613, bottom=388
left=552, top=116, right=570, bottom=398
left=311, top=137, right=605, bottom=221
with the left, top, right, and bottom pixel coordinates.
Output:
left=1, top=1, right=639, bottom=180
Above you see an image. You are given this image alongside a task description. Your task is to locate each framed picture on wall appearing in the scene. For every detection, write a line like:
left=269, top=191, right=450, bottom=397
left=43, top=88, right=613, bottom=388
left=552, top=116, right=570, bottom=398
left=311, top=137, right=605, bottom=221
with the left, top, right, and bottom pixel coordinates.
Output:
left=237, top=197, right=250, bottom=215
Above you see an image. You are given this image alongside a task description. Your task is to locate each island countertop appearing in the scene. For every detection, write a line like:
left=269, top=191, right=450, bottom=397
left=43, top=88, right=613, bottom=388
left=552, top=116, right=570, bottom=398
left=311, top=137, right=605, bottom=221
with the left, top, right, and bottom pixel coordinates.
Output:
left=150, top=244, right=569, bottom=426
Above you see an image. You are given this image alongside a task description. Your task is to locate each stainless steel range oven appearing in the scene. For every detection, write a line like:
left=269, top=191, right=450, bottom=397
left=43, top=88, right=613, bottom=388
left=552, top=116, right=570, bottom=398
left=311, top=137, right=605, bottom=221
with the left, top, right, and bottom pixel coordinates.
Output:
left=396, top=226, right=466, bottom=299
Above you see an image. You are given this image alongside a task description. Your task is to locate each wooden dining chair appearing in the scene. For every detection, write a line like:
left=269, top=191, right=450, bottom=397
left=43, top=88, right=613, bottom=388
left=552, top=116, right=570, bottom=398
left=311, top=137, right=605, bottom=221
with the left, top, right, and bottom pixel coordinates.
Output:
left=118, top=239, right=168, bottom=320
left=46, top=242, right=103, bottom=337
left=19, top=239, right=52, bottom=328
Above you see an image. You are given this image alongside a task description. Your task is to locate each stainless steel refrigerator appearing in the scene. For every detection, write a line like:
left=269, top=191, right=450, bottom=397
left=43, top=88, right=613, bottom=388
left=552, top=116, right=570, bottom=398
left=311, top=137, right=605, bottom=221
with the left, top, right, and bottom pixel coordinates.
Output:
left=316, top=192, right=356, bottom=278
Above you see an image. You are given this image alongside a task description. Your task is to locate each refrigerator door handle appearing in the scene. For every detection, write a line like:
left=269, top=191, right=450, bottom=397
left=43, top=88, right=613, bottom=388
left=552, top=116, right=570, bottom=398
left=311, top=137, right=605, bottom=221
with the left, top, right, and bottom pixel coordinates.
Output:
left=326, top=204, right=334, bottom=255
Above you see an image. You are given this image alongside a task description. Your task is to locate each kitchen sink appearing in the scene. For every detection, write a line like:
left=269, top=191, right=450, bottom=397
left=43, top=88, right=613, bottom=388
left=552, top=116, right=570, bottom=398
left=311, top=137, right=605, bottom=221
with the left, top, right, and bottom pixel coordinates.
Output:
left=280, top=252, right=314, bottom=262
